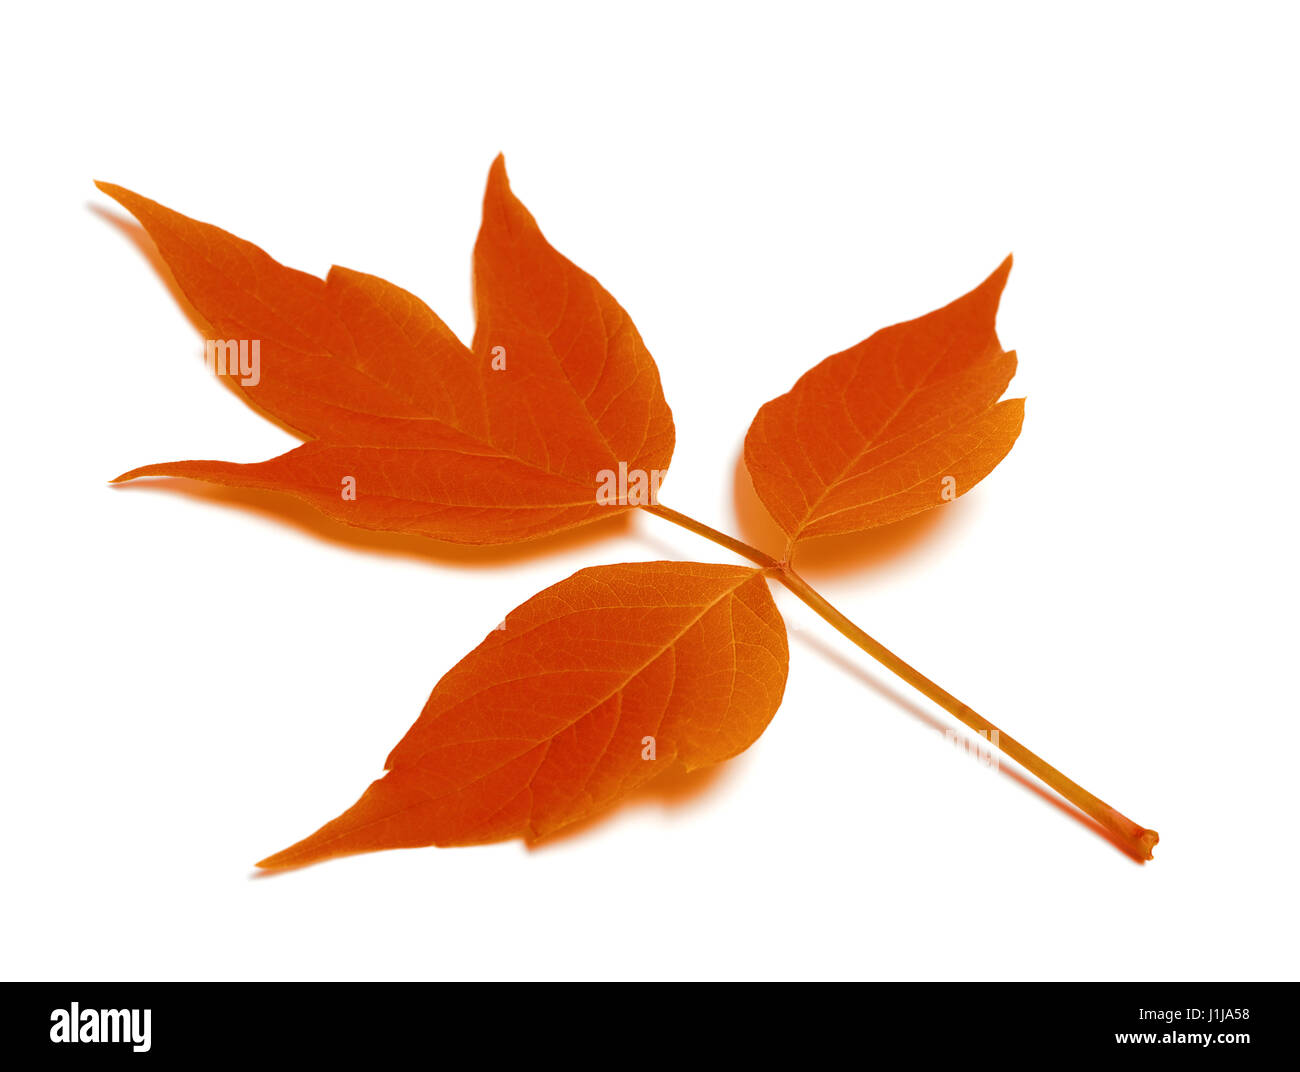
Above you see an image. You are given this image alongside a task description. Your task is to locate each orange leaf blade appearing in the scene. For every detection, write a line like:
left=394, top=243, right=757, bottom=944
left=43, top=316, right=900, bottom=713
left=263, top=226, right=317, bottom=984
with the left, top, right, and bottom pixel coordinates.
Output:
left=257, top=562, right=788, bottom=869
left=111, top=447, right=616, bottom=545
left=743, top=258, right=1023, bottom=543
left=99, top=164, right=676, bottom=544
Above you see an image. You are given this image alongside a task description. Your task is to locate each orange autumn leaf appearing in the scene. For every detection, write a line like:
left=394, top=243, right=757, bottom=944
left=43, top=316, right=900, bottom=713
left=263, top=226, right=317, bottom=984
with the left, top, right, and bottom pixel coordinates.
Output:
left=102, top=161, right=1158, bottom=866
left=743, top=259, right=1024, bottom=544
left=98, top=157, right=673, bottom=544
left=258, top=562, right=788, bottom=870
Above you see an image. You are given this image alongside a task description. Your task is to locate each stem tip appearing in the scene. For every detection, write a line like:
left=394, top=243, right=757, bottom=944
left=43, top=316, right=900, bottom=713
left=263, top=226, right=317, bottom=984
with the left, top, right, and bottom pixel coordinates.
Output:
left=1136, top=829, right=1159, bottom=861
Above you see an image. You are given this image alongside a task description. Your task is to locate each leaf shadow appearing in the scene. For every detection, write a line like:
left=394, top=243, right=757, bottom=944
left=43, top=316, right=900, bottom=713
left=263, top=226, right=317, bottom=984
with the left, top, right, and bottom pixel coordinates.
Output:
left=247, top=759, right=739, bottom=879
left=524, top=758, right=740, bottom=852
left=792, top=629, right=1151, bottom=863
left=112, top=478, right=635, bottom=570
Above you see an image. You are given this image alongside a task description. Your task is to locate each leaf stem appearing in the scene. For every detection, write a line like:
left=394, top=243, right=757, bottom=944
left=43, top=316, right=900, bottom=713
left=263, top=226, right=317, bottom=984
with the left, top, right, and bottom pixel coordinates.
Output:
left=643, top=502, right=1159, bottom=861
left=642, top=504, right=781, bottom=571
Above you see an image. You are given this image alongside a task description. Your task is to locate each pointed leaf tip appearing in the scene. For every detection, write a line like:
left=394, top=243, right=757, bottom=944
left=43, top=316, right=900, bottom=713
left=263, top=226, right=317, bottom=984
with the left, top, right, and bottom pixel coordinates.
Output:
left=487, top=153, right=510, bottom=192
left=985, top=253, right=1013, bottom=298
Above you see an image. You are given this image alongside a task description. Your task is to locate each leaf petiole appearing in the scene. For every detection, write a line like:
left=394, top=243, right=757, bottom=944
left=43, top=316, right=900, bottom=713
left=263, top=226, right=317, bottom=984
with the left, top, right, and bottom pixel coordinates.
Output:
left=642, top=503, right=780, bottom=570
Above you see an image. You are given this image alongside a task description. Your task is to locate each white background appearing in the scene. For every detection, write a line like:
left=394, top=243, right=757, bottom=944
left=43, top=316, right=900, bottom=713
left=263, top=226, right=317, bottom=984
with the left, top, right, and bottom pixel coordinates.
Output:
left=3, top=2, right=1297, bottom=981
